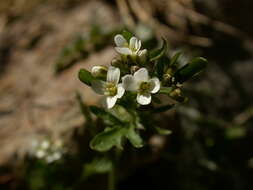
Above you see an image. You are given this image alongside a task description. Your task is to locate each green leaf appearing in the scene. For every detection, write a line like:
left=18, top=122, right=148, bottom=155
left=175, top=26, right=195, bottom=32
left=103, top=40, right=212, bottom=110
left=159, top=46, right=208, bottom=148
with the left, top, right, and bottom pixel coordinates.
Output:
left=78, top=69, right=95, bottom=86
left=90, top=127, right=126, bottom=152
left=122, top=30, right=133, bottom=42
left=90, top=106, right=124, bottom=125
left=225, top=126, right=246, bottom=139
left=170, top=52, right=181, bottom=66
left=159, top=87, right=174, bottom=95
left=155, top=127, right=172, bottom=135
left=150, top=38, right=168, bottom=62
left=108, top=105, right=133, bottom=123
left=83, top=157, right=113, bottom=179
left=155, top=56, right=169, bottom=78
left=153, top=104, right=175, bottom=113
left=175, top=57, right=207, bottom=83
left=125, top=125, right=143, bottom=148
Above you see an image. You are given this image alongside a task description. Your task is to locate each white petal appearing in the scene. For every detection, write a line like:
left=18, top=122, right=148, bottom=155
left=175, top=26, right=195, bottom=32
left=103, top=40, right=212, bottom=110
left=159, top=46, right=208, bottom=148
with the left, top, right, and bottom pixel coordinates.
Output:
left=41, top=140, right=50, bottom=149
left=103, top=96, right=118, bottom=109
left=135, top=39, right=141, bottom=52
left=137, top=93, right=151, bottom=105
left=122, top=75, right=138, bottom=91
left=149, top=77, right=160, bottom=93
left=91, top=80, right=106, bottom=95
left=137, top=49, right=147, bottom=63
left=133, top=68, right=149, bottom=83
left=107, top=66, right=120, bottom=84
left=116, top=83, right=125, bottom=98
left=114, top=34, right=127, bottom=47
left=129, top=37, right=138, bottom=50
left=36, top=150, right=45, bottom=158
left=137, top=49, right=147, bottom=57
left=115, top=47, right=132, bottom=55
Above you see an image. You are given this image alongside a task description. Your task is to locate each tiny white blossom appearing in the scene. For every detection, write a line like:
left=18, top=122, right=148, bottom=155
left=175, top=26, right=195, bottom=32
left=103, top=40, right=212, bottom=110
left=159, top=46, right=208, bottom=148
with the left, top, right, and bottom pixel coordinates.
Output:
left=122, top=68, right=160, bottom=105
left=114, top=34, right=147, bottom=57
left=36, top=149, right=46, bottom=159
left=91, top=66, right=125, bottom=109
left=41, top=140, right=50, bottom=149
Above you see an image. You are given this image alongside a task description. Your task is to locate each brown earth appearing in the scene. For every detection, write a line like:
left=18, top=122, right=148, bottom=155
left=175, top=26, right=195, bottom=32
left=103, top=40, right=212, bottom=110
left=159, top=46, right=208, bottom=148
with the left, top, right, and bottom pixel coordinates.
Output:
left=0, top=0, right=119, bottom=165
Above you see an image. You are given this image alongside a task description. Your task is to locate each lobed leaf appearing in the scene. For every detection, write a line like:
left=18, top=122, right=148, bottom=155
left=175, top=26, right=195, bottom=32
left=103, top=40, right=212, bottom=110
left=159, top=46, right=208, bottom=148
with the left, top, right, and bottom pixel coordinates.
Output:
left=125, top=125, right=143, bottom=148
left=90, top=127, right=126, bottom=152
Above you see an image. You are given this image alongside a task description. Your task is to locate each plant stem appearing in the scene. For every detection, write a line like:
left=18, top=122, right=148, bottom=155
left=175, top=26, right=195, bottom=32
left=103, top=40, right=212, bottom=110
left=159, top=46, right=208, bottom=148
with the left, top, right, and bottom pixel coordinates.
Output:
left=108, top=166, right=115, bottom=190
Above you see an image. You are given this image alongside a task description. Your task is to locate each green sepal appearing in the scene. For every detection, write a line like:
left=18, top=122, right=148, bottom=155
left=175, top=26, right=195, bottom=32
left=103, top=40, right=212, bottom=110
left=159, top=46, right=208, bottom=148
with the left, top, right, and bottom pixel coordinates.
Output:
left=122, top=30, right=133, bottom=42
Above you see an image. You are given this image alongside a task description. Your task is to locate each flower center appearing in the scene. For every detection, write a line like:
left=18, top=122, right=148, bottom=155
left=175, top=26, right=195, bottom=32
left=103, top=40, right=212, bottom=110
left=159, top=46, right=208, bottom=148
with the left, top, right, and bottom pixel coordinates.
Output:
left=139, top=81, right=151, bottom=94
left=104, top=82, right=117, bottom=96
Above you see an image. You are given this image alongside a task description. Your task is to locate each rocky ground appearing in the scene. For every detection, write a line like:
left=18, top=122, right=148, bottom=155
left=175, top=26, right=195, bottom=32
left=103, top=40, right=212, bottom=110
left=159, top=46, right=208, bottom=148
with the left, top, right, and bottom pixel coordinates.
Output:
left=0, top=0, right=119, bottom=164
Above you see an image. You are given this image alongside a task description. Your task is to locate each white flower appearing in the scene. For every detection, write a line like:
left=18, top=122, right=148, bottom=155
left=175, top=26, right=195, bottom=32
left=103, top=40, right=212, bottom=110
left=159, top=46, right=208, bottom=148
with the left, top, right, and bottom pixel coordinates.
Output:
left=91, top=66, right=125, bottom=109
left=36, top=149, right=46, bottom=158
left=114, top=34, right=147, bottom=57
left=122, top=68, right=160, bottom=105
left=41, top=140, right=50, bottom=149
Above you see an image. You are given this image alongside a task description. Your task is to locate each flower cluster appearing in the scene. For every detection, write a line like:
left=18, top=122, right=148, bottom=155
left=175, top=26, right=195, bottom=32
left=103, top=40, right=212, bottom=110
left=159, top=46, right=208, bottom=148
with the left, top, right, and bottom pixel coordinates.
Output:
left=78, top=31, right=207, bottom=152
left=30, top=138, right=65, bottom=163
left=90, top=34, right=160, bottom=109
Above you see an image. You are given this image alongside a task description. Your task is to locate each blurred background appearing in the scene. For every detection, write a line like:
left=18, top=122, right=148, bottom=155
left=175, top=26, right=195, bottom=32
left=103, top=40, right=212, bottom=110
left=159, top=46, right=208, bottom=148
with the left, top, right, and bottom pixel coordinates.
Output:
left=0, top=0, right=253, bottom=189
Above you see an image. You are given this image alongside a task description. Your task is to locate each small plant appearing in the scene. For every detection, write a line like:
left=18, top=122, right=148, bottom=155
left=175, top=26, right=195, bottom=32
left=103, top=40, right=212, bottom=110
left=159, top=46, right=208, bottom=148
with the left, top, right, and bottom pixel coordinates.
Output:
left=78, top=30, right=207, bottom=189
left=30, top=138, right=65, bottom=163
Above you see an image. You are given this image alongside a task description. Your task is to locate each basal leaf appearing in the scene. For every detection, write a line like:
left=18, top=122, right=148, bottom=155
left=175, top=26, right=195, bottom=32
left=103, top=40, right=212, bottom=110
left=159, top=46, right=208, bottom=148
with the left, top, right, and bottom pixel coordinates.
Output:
left=83, top=157, right=113, bottom=178
left=90, top=127, right=126, bottom=152
left=125, top=125, right=143, bottom=148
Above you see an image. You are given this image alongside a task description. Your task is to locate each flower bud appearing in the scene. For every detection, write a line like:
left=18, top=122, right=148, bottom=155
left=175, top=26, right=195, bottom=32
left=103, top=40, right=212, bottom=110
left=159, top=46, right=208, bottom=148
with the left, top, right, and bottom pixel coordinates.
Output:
left=130, top=66, right=140, bottom=74
left=111, top=58, right=122, bottom=67
left=91, top=66, right=108, bottom=78
left=137, top=49, right=148, bottom=64
left=169, top=88, right=186, bottom=102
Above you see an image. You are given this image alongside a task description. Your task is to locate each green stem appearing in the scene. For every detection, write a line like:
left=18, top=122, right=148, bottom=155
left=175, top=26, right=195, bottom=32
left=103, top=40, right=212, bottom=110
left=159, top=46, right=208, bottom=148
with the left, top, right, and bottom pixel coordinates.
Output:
left=108, top=166, right=115, bottom=190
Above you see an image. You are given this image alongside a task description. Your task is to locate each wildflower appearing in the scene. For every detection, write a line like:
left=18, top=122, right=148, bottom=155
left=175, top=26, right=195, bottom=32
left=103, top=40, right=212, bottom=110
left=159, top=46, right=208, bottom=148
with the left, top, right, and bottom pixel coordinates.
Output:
left=114, top=34, right=147, bottom=57
left=122, top=68, right=160, bottom=105
left=30, top=138, right=65, bottom=163
left=91, top=66, right=125, bottom=109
